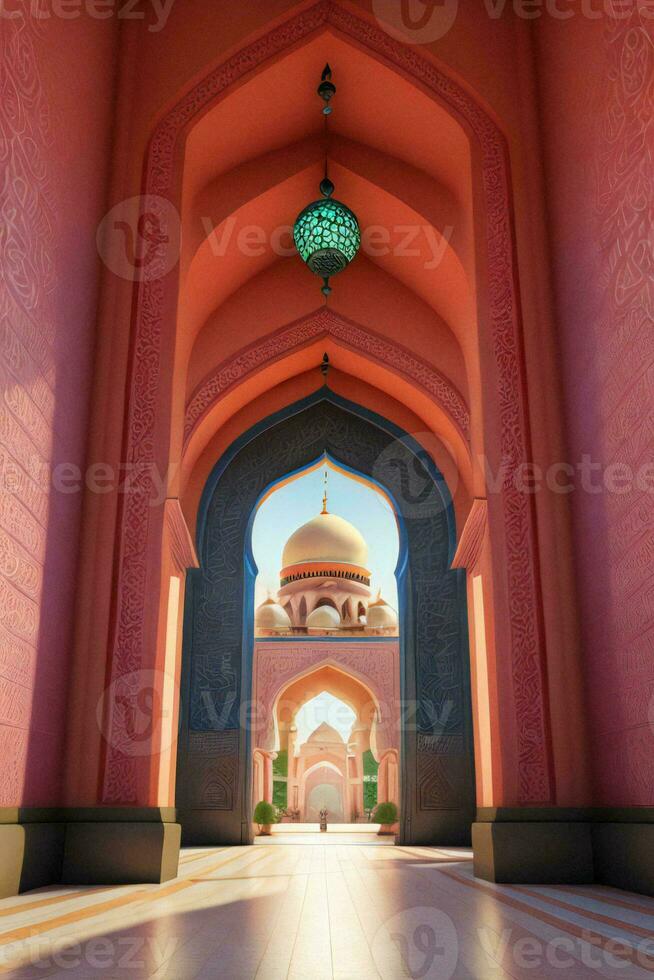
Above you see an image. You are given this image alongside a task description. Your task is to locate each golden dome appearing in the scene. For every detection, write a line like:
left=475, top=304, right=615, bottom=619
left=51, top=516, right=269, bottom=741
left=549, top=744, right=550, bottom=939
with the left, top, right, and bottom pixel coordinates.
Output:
left=282, top=512, right=368, bottom=569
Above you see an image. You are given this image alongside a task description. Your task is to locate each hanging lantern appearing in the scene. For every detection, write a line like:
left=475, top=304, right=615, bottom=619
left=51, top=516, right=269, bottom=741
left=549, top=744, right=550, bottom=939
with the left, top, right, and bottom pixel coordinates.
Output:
left=293, top=67, right=361, bottom=296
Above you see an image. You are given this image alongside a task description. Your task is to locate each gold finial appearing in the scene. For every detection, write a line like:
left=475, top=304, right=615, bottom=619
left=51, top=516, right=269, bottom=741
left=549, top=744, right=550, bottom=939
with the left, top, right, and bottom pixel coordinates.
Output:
left=321, top=467, right=329, bottom=514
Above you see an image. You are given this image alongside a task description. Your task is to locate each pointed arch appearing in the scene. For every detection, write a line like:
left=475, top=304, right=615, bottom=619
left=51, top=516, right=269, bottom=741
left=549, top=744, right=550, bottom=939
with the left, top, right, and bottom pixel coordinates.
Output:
left=184, top=308, right=470, bottom=447
left=103, top=0, right=552, bottom=813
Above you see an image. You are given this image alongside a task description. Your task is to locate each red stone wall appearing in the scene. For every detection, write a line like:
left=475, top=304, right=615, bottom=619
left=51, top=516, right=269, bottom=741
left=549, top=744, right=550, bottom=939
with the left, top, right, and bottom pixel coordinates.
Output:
left=0, top=9, right=117, bottom=805
left=536, top=11, right=654, bottom=804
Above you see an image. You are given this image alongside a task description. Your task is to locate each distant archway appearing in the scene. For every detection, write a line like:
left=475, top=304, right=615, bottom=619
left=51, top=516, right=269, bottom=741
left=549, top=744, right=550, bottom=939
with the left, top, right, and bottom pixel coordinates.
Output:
left=306, top=777, right=344, bottom=823
left=260, top=665, right=384, bottom=823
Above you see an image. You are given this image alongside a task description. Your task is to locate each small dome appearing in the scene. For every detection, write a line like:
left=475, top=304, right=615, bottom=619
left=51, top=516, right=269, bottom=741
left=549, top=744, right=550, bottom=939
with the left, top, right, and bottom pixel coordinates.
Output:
left=307, top=722, right=343, bottom=743
left=367, top=594, right=398, bottom=629
left=306, top=604, right=341, bottom=629
left=255, top=598, right=291, bottom=630
left=282, top=512, right=368, bottom=569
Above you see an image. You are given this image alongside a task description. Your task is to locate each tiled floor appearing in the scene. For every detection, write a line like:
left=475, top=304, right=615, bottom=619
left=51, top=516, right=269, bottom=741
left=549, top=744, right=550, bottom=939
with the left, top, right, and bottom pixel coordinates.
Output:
left=1, top=844, right=654, bottom=978
left=254, top=831, right=391, bottom=845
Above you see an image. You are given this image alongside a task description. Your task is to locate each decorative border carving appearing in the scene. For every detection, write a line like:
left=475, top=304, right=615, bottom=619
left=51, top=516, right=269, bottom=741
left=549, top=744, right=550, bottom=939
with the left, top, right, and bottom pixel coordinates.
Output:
left=184, top=309, right=470, bottom=446
left=104, top=0, right=551, bottom=805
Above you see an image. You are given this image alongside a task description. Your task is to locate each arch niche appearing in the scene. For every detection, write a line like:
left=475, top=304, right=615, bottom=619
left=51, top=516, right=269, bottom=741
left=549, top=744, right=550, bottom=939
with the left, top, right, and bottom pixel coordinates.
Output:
left=175, top=394, right=475, bottom=845
left=95, top=1, right=555, bottom=836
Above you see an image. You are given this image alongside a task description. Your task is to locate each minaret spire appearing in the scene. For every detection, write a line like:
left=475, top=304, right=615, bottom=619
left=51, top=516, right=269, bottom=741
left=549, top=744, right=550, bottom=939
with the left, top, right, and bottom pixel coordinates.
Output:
left=321, top=466, right=329, bottom=514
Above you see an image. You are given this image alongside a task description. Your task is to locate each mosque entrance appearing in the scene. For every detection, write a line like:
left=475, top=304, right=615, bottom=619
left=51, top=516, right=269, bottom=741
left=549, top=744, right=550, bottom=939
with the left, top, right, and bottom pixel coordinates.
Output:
left=176, top=395, right=475, bottom=846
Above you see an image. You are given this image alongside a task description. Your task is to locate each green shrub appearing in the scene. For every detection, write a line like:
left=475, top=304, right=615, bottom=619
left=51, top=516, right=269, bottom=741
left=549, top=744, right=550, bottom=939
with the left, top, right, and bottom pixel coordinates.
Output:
left=373, top=801, right=398, bottom=824
left=253, top=801, right=277, bottom=827
left=363, top=749, right=378, bottom=812
left=272, top=780, right=287, bottom=809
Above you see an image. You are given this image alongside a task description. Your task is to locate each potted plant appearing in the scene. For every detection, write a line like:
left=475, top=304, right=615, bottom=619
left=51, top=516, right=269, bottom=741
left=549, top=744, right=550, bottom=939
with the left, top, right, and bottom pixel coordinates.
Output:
left=253, top=800, right=277, bottom=836
left=373, top=801, right=398, bottom=835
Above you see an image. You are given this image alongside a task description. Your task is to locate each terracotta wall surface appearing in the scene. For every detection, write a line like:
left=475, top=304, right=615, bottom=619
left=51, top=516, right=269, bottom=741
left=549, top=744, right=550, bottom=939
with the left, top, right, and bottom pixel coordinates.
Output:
left=0, top=9, right=117, bottom=805
left=536, top=11, right=654, bottom=805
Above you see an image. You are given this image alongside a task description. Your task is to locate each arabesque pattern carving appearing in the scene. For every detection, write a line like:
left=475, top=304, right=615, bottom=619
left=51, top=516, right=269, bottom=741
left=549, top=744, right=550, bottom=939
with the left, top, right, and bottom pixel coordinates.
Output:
left=587, top=11, right=654, bottom=804
left=105, top=0, right=550, bottom=805
left=184, top=310, right=470, bottom=446
left=179, top=730, right=239, bottom=811
left=0, top=5, right=56, bottom=805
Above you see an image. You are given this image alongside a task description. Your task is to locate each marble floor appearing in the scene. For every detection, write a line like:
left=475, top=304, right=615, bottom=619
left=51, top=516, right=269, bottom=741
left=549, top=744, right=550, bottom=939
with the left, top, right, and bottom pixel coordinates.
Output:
left=254, top=825, right=395, bottom=847
left=1, top=845, right=654, bottom=978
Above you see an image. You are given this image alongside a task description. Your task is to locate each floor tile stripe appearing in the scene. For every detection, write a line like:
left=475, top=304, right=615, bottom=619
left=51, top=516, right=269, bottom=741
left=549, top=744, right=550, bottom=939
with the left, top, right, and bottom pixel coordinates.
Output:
left=0, top=888, right=114, bottom=920
left=511, top=883, right=654, bottom=938
left=437, top=868, right=654, bottom=973
left=569, top=886, right=654, bottom=918
left=178, top=849, right=224, bottom=866
left=0, top=849, right=255, bottom=954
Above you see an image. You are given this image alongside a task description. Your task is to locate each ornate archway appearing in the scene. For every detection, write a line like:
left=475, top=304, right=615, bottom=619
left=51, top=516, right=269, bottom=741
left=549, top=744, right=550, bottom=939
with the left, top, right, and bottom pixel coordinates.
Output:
left=99, top=0, right=552, bottom=818
left=175, top=393, right=475, bottom=844
left=255, top=657, right=394, bottom=824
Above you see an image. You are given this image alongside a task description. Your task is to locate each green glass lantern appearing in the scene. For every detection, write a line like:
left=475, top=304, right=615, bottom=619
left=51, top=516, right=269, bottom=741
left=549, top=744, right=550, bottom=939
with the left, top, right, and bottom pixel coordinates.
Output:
left=293, top=66, right=361, bottom=296
left=294, top=179, right=361, bottom=296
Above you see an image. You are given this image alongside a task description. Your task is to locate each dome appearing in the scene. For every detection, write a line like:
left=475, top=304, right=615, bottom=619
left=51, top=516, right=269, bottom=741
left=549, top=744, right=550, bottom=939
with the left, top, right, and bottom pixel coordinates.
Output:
left=367, top=599, right=398, bottom=629
left=282, top=512, right=368, bottom=569
left=255, top=598, right=292, bottom=630
left=306, top=604, right=341, bottom=629
left=307, top=722, right=343, bottom=743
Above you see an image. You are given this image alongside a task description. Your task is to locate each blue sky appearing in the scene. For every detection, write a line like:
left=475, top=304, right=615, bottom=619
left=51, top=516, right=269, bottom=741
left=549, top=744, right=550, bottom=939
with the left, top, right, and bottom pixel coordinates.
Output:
left=251, top=462, right=399, bottom=610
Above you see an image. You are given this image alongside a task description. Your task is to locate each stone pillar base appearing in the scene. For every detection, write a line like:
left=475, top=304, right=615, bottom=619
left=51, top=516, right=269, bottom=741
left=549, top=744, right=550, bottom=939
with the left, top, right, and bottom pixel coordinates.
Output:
left=592, top=816, right=654, bottom=895
left=474, top=807, right=654, bottom=895
left=63, top=819, right=180, bottom=885
left=473, top=816, right=593, bottom=884
left=0, top=808, right=180, bottom=897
